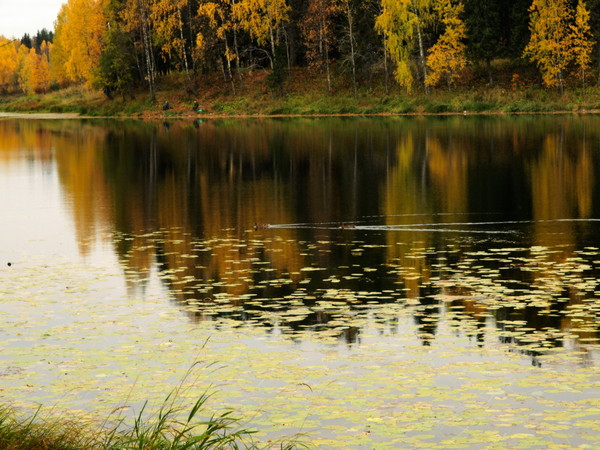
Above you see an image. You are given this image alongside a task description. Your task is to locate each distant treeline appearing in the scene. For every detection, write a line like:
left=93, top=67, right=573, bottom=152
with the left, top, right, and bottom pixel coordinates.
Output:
left=0, top=0, right=597, bottom=98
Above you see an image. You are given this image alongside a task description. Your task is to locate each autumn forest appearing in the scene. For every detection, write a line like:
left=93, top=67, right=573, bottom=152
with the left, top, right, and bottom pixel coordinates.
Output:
left=0, top=0, right=599, bottom=104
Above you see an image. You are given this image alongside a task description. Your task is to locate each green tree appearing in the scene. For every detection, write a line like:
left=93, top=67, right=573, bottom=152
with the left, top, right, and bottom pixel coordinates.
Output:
left=463, top=0, right=503, bottom=83
left=95, top=0, right=136, bottom=98
left=96, top=28, right=135, bottom=98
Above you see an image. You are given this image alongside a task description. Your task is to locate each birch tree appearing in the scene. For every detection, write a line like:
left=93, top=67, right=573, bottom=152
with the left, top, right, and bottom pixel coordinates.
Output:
left=197, top=0, right=241, bottom=92
left=150, top=0, right=193, bottom=84
left=122, top=0, right=157, bottom=100
left=233, top=0, right=290, bottom=68
left=375, top=0, right=432, bottom=93
left=523, top=0, right=572, bottom=92
left=570, top=0, right=595, bottom=91
left=425, top=0, right=467, bottom=89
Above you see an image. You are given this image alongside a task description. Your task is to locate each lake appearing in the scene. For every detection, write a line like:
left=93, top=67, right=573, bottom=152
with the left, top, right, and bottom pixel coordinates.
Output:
left=1, top=115, right=599, bottom=448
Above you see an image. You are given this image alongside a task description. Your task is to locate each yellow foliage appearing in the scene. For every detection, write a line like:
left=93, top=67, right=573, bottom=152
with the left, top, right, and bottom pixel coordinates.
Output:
left=570, top=0, right=595, bottom=85
left=197, top=1, right=235, bottom=54
left=0, top=38, right=19, bottom=92
left=52, top=0, right=107, bottom=88
left=150, top=0, right=189, bottom=67
left=523, top=0, right=572, bottom=88
left=375, top=0, right=418, bottom=92
left=233, top=0, right=290, bottom=53
left=425, top=0, right=467, bottom=88
left=19, top=47, right=52, bottom=94
left=300, top=0, right=341, bottom=72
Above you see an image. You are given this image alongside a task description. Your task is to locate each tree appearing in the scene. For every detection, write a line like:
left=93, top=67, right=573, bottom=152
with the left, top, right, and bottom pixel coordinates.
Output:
left=463, top=0, right=503, bottom=83
left=121, top=0, right=157, bottom=100
left=0, top=38, right=19, bottom=92
left=197, top=0, right=241, bottom=92
left=300, top=0, right=341, bottom=93
left=19, top=46, right=51, bottom=94
left=97, top=27, right=136, bottom=98
left=267, top=42, right=288, bottom=95
left=425, top=0, right=467, bottom=89
left=570, top=0, right=595, bottom=91
left=150, top=0, right=194, bottom=88
left=341, top=0, right=358, bottom=99
left=234, top=0, right=290, bottom=68
left=50, top=6, right=69, bottom=86
left=375, top=0, right=433, bottom=93
left=34, top=28, right=54, bottom=52
left=523, top=0, right=572, bottom=92
left=508, top=0, right=532, bottom=58
left=52, top=0, right=107, bottom=88
left=375, top=0, right=417, bottom=92
left=20, top=34, right=32, bottom=48
left=95, top=0, right=136, bottom=98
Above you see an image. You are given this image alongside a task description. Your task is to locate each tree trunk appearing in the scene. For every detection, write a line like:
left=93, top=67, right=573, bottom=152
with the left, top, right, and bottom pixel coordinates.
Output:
left=231, top=0, right=245, bottom=89
left=284, top=29, right=291, bottom=70
left=558, top=68, right=564, bottom=95
left=224, top=38, right=236, bottom=94
left=138, top=0, right=155, bottom=101
left=383, top=39, right=389, bottom=95
left=412, top=0, right=428, bottom=93
left=177, top=8, right=194, bottom=93
left=186, top=0, right=196, bottom=71
left=266, top=6, right=276, bottom=69
left=345, top=0, right=357, bottom=100
left=325, top=40, right=332, bottom=93
left=320, top=15, right=332, bottom=93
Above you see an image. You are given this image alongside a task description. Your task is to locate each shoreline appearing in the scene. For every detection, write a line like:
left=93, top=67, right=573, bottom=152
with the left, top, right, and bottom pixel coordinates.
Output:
left=1, top=108, right=598, bottom=121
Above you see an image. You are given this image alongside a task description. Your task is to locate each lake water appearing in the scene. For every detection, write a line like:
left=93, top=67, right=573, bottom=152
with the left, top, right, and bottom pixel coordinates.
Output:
left=1, top=116, right=599, bottom=448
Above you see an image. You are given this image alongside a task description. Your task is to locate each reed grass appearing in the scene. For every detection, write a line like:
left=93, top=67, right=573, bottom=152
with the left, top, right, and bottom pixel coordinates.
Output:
left=0, top=362, right=305, bottom=449
left=0, top=393, right=304, bottom=450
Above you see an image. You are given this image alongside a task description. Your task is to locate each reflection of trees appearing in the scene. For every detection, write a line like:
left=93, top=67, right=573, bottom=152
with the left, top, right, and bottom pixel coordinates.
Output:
left=7, top=116, right=598, bottom=354
left=55, top=126, right=113, bottom=256
left=0, top=120, right=55, bottom=164
left=529, top=127, right=594, bottom=248
left=0, top=120, right=113, bottom=256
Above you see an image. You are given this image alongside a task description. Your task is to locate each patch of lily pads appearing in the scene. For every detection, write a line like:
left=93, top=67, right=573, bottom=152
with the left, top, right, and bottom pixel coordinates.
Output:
left=1, top=230, right=599, bottom=448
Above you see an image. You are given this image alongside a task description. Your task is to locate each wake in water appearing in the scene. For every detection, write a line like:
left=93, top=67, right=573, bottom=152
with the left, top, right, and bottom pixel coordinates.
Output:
left=260, top=217, right=600, bottom=235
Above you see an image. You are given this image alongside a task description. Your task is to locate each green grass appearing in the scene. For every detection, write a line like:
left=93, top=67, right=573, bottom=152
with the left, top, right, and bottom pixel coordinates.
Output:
left=1, top=69, right=599, bottom=117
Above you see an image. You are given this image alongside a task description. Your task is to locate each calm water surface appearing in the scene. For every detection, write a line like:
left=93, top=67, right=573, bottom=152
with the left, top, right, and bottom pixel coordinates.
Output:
left=1, top=116, right=599, bottom=447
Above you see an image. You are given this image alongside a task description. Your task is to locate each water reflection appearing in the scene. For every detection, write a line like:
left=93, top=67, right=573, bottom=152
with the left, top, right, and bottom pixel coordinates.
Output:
left=1, top=116, right=599, bottom=366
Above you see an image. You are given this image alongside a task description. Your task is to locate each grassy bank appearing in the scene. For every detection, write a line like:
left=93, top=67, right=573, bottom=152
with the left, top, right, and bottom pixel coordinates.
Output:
left=1, top=67, right=599, bottom=118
